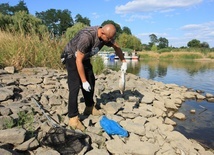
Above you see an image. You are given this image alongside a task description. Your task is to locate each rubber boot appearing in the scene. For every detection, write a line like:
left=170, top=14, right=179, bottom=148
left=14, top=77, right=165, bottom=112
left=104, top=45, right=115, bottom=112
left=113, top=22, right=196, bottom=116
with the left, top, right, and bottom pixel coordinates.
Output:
left=83, top=106, right=102, bottom=116
left=69, top=116, right=85, bottom=131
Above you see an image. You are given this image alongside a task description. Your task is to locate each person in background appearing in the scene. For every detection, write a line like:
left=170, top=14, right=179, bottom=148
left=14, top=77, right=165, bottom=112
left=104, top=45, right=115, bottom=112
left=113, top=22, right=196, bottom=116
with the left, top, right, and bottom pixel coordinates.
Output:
left=62, top=23, right=127, bottom=131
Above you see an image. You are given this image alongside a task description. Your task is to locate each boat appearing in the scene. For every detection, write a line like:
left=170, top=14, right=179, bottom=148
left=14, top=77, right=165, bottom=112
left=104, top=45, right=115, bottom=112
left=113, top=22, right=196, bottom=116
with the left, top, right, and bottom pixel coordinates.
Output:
left=98, top=52, right=115, bottom=60
left=114, top=51, right=139, bottom=60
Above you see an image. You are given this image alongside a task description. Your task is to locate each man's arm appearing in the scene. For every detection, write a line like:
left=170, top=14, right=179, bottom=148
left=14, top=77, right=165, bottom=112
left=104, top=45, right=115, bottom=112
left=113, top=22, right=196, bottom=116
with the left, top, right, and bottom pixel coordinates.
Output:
left=75, top=51, right=87, bottom=82
left=111, top=42, right=126, bottom=62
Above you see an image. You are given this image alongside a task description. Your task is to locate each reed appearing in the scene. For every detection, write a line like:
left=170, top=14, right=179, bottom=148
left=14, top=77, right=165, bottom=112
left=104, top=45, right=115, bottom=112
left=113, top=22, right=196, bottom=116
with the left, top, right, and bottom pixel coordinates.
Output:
left=91, top=55, right=105, bottom=75
left=160, top=52, right=203, bottom=59
left=138, top=51, right=205, bottom=60
left=0, top=30, right=67, bottom=69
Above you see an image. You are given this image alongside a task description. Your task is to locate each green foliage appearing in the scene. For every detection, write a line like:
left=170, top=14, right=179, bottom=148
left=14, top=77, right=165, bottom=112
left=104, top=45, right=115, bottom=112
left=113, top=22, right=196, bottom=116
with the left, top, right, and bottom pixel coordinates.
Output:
left=200, top=42, right=209, bottom=48
left=101, top=46, right=115, bottom=51
left=122, top=26, right=132, bottom=35
left=159, top=53, right=174, bottom=59
left=158, top=47, right=172, bottom=53
left=187, top=39, right=201, bottom=48
left=36, top=9, right=74, bottom=36
left=0, top=0, right=29, bottom=15
left=65, top=22, right=88, bottom=40
left=12, top=11, right=47, bottom=35
left=3, top=117, right=15, bottom=129
left=0, top=11, right=48, bottom=35
left=91, top=56, right=105, bottom=75
left=0, top=13, right=12, bottom=31
left=117, top=33, right=130, bottom=48
left=17, top=111, right=34, bottom=131
left=158, top=37, right=169, bottom=49
left=75, top=14, right=90, bottom=26
left=149, top=34, right=158, bottom=44
left=151, top=44, right=158, bottom=51
left=117, top=33, right=142, bottom=51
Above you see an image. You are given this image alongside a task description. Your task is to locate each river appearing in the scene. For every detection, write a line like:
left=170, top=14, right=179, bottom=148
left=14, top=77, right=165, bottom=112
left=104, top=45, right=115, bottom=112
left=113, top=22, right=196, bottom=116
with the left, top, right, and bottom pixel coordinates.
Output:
left=104, top=59, right=214, bottom=149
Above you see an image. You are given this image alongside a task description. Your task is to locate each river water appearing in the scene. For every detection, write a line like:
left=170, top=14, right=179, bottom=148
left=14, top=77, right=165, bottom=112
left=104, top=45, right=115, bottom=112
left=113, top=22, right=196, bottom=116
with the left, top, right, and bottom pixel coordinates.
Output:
left=104, top=59, right=214, bottom=149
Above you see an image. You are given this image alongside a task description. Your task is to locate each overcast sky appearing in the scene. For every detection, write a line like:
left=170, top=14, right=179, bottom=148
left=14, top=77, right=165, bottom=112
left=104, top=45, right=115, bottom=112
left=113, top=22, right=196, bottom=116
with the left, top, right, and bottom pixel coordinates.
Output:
left=2, top=0, right=214, bottom=47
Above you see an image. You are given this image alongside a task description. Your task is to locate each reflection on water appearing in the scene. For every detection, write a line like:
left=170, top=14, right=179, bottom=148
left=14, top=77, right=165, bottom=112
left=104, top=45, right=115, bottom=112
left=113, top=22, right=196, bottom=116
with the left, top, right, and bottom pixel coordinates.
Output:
left=105, top=59, right=214, bottom=149
left=106, top=59, right=214, bottom=94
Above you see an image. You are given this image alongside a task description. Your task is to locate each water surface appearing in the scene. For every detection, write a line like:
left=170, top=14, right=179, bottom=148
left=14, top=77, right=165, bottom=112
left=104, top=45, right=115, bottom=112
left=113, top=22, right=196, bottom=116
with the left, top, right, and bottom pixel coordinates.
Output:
left=105, top=59, right=214, bottom=149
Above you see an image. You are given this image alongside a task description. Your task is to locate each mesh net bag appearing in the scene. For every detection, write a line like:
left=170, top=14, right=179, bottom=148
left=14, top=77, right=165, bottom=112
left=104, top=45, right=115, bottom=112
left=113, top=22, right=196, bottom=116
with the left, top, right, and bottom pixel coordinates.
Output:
left=41, top=127, right=91, bottom=155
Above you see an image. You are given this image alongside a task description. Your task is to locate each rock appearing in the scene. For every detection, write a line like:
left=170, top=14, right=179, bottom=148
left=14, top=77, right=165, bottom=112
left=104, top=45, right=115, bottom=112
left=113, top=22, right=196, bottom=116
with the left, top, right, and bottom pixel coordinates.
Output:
left=4, top=66, right=15, bottom=74
left=190, top=109, right=196, bottom=114
left=164, top=117, right=177, bottom=126
left=0, top=67, right=213, bottom=155
left=206, top=93, right=214, bottom=98
left=15, top=137, right=39, bottom=151
left=207, top=98, right=214, bottom=103
left=0, top=88, right=13, bottom=101
left=0, top=128, right=26, bottom=144
left=174, top=112, right=186, bottom=120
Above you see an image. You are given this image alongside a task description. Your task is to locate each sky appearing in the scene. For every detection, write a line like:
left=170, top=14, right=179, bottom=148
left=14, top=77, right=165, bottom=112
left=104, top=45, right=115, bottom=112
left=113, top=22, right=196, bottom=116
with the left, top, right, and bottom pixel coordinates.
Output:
left=1, top=0, right=214, bottom=47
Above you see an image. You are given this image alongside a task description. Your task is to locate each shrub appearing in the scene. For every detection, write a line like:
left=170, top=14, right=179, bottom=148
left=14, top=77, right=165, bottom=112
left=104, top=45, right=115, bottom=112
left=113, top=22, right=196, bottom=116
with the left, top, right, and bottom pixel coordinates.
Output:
left=91, top=55, right=105, bottom=75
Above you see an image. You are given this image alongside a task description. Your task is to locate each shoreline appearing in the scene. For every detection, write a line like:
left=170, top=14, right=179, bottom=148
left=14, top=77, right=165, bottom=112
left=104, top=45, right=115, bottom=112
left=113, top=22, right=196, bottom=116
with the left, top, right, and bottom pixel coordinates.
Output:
left=0, top=67, right=213, bottom=154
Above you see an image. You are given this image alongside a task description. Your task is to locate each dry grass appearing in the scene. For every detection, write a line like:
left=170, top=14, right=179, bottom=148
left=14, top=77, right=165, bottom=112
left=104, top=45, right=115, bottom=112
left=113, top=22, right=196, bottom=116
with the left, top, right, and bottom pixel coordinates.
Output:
left=0, top=31, right=67, bottom=70
left=138, top=51, right=205, bottom=60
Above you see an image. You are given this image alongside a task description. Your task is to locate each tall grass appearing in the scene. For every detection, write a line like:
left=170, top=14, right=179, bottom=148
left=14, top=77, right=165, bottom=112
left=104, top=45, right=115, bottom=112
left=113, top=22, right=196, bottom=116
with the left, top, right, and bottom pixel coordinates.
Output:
left=138, top=51, right=205, bottom=60
left=91, top=55, right=105, bottom=75
left=0, top=30, right=67, bottom=70
left=160, top=52, right=203, bottom=59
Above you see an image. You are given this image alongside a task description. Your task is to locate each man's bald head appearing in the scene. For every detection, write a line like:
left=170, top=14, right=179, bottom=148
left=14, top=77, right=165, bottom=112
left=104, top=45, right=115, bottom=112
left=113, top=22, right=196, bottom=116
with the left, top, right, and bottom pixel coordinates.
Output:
left=102, top=24, right=116, bottom=39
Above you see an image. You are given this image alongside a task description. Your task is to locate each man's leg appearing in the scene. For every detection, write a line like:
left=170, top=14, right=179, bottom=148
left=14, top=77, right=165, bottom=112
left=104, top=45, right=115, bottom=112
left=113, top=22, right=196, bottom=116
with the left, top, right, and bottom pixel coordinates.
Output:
left=82, top=59, right=101, bottom=116
left=66, top=57, right=85, bottom=131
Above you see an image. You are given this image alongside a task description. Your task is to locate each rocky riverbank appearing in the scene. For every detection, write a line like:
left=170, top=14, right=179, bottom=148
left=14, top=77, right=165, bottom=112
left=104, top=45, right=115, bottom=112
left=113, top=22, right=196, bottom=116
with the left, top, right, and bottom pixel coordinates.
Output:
left=0, top=67, right=214, bottom=155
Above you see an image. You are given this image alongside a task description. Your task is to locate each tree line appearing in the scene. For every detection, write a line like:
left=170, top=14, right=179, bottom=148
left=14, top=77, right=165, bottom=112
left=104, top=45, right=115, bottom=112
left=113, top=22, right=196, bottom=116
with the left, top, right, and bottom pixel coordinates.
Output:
left=0, top=0, right=211, bottom=51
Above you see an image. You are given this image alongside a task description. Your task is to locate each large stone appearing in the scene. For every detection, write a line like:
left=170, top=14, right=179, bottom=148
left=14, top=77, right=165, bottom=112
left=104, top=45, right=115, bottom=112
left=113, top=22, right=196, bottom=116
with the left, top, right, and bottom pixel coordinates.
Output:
left=0, top=128, right=26, bottom=144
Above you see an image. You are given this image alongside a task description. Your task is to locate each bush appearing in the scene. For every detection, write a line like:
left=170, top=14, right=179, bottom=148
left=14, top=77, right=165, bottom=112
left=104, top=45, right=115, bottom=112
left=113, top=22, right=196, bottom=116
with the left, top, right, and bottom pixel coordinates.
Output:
left=91, top=55, right=105, bottom=75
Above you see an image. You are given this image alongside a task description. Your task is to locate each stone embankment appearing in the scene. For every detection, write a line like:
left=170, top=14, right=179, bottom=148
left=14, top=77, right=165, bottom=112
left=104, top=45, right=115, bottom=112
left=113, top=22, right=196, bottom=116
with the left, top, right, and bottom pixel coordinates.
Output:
left=0, top=67, right=214, bottom=155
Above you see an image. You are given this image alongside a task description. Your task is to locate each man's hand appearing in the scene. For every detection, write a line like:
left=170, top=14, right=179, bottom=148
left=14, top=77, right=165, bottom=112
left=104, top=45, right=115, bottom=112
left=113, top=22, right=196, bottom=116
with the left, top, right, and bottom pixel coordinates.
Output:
left=121, top=62, right=127, bottom=72
left=82, top=81, right=91, bottom=92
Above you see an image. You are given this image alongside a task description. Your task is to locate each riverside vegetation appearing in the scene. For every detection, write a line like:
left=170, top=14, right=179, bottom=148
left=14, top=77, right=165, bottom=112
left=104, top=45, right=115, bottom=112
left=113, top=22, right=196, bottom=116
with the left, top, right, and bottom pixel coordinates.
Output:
left=0, top=30, right=214, bottom=74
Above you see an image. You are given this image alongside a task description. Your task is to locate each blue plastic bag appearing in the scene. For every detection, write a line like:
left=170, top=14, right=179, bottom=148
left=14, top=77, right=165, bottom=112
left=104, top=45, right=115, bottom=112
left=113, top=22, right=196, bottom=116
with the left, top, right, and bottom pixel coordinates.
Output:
left=100, top=116, right=128, bottom=137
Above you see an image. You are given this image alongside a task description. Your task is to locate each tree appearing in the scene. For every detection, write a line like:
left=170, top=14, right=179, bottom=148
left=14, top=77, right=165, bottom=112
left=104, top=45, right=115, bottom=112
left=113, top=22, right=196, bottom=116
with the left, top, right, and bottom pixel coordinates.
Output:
left=117, top=33, right=142, bottom=51
left=0, top=11, right=47, bottom=35
left=129, top=35, right=142, bottom=51
left=65, top=22, right=87, bottom=40
left=12, top=11, right=47, bottom=35
left=187, top=39, right=201, bottom=48
left=158, top=37, right=168, bottom=49
left=151, top=44, right=157, bottom=51
left=117, top=33, right=130, bottom=48
left=58, top=9, right=74, bottom=35
left=200, top=42, right=209, bottom=48
left=0, top=13, right=12, bottom=31
left=0, top=3, right=11, bottom=15
left=0, top=0, right=29, bottom=15
left=74, top=14, right=90, bottom=26
left=11, top=0, right=29, bottom=14
left=149, top=34, right=158, bottom=45
left=36, top=9, right=73, bottom=36
left=122, top=26, right=132, bottom=35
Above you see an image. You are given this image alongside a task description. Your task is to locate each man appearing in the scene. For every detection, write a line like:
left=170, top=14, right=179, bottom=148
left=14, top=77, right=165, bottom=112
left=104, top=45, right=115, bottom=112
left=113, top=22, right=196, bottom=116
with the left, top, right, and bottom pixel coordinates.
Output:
left=63, top=23, right=127, bottom=131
